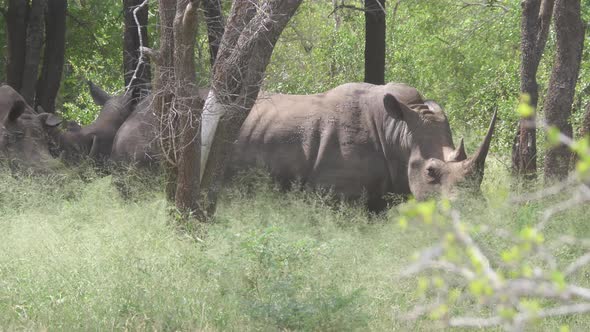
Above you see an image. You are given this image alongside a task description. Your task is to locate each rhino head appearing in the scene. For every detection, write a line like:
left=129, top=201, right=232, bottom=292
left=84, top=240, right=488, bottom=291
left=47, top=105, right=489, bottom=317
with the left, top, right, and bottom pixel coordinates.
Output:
left=0, top=85, right=63, bottom=170
left=383, top=93, right=496, bottom=200
left=50, top=82, right=135, bottom=163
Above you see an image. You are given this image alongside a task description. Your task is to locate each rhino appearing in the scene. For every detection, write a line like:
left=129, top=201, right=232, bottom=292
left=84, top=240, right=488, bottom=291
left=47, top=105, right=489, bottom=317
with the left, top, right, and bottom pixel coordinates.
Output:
left=231, top=82, right=496, bottom=211
left=110, top=88, right=210, bottom=166
left=0, top=84, right=62, bottom=170
left=50, top=82, right=136, bottom=163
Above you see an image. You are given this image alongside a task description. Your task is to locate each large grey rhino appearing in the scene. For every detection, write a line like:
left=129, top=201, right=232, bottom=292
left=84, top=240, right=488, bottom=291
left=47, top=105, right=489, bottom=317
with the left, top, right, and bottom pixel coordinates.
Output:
left=50, top=82, right=136, bottom=163
left=113, top=82, right=495, bottom=210
left=231, top=82, right=496, bottom=211
left=0, top=84, right=62, bottom=170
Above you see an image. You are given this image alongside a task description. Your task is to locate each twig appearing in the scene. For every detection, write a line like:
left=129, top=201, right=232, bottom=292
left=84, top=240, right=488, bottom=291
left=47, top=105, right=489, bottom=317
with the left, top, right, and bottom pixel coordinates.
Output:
left=510, top=175, right=577, bottom=203
left=565, top=252, right=590, bottom=277
left=460, top=0, right=509, bottom=13
left=125, top=0, right=150, bottom=95
left=451, top=211, right=502, bottom=288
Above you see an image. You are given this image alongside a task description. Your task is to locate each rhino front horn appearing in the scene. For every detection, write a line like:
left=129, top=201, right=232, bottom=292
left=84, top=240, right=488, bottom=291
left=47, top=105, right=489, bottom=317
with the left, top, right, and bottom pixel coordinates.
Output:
left=466, top=109, right=498, bottom=182
left=450, top=137, right=467, bottom=162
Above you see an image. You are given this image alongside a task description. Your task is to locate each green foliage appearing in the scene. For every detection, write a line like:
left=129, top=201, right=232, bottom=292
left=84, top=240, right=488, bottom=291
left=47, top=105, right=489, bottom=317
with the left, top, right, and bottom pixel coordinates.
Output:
left=396, top=126, right=590, bottom=328
left=265, top=0, right=526, bottom=156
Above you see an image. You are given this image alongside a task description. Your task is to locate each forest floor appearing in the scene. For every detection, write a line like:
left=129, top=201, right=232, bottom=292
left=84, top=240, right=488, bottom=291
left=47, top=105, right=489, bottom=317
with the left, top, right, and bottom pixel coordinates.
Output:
left=0, top=159, right=589, bottom=331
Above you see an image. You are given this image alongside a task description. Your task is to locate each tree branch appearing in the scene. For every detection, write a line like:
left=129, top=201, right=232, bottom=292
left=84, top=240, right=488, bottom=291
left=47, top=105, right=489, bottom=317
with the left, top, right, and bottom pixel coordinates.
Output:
left=125, top=0, right=150, bottom=95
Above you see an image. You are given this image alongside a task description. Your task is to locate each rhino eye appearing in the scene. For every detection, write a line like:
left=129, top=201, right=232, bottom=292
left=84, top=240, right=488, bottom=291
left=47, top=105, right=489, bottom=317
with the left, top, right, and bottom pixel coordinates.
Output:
left=426, top=166, right=441, bottom=184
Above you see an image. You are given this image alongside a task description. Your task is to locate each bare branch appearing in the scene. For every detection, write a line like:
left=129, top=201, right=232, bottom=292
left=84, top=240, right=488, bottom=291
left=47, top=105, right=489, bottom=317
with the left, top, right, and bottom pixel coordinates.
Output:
left=125, top=0, right=149, bottom=95
left=140, top=46, right=160, bottom=64
left=565, top=252, right=590, bottom=277
left=451, top=211, right=502, bottom=289
left=460, top=1, right=510, bottom=13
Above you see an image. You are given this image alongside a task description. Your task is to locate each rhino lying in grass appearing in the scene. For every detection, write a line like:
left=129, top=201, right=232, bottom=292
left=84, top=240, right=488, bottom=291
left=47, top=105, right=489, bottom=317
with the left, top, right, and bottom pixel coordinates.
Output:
left=230, top=83, right=496, bottom=211
left=0, top=84, right=62, bottom=171
left=48, top=82, right=137, bottom=164
left=110, top=88, right=210, bottom=167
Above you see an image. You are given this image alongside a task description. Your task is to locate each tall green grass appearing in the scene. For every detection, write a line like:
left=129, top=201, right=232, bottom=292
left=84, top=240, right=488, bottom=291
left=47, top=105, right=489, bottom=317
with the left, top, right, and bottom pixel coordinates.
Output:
left=0, top=161, right=589, bottom=331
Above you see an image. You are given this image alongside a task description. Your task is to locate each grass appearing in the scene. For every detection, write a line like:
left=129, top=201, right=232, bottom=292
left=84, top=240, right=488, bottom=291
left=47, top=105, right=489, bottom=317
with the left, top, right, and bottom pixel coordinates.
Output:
left=0, top=160, right=589, bottom=331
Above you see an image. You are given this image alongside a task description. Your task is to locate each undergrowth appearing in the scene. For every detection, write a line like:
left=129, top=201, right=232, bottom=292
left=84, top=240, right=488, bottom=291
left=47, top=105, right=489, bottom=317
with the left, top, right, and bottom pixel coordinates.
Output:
left=0, top=160, right=589, bottom=331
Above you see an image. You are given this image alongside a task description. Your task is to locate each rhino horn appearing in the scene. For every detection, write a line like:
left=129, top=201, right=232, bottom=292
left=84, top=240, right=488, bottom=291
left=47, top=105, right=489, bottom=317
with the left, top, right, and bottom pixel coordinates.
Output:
left=466, top=109, right=497, bottom=182
left=450, top=137, right=467, bottom=162
left=89, top=135, right=99, bottom=158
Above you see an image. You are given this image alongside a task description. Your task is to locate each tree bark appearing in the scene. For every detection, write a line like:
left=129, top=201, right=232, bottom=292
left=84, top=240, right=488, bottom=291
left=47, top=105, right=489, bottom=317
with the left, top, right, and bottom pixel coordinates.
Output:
left=172, top=0, right=205, bottom=217
left=5, top=0, right=28, bottom=92
left=364, top=0, right=386, bottom=85
left=511, top=0, right=554, bottom=180
left=151, top=0, right=178, bottom=202
left=543, top=0, right=585, bottom=181
left=201, top=0, right=225, bottom=66
left=582, top=102, right=590, bottom=140
left=35, top=0, right=67, bottom=114
left=123, top=0, right=151, bottom=94
left=200, top=0, right=303, bottom=216
left=20, top=0, right=46, bottom=105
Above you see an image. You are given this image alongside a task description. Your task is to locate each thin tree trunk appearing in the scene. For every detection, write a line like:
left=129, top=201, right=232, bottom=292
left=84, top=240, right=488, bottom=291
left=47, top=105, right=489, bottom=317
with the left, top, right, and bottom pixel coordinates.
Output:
left=200, top=0, right=303, bottom=216
left=364, top=0, right=386, bottom=85
left=201, top=0, right=225, bottom=66
left=332, top=0, right=340, bottom=28
left=151, top=0, right=177, bottom=202
left=36, top=0, right=67, bottom=114
left=543, top=0, right=585, bottom=180
left=20, top=0, right=46, bottom=105
left=511, top=0, right=554, bottom=180
left=5, top=0, right=28, bottom=92
left=123, top=0, right=151, bottom=94
left=582, top=102, right=590, bottom=140
left=173, top=0, right=205, bottom=218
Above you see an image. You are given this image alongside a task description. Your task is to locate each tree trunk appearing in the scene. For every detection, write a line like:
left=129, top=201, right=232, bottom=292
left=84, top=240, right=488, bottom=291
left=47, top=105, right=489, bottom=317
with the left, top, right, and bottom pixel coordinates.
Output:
left=123, top=0, right=151, bottom=94
left=581, top=102, right=590, bottom=140
left=5, top=0, right=28, bottom=92
left=201, top=0, right=225, bottom=66
left=35, top=0, right=67, bottom=114
left=172, top=0, right=205, bottom=217
left=200, top=0, right=303, bottom=216
left=543, top=0, right=585, bottom=181
left=364, top=0, right=385, bottom=85
left=151, top=0, right=177, bottom=202
left=20, top=0, right=46, bottom=105
left=511, top=0, right=554, bottom=181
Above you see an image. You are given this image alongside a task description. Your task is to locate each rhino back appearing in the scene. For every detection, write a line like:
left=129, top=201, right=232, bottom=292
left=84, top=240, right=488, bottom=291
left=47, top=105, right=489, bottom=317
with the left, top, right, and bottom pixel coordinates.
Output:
left=111, top=98, right=158, bottom=166
left=234, top=83, right=402, bottom=201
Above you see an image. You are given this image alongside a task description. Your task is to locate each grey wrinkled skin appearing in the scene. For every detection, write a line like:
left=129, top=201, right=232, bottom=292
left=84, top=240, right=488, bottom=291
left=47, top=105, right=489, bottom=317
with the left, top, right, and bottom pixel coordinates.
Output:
left=231, top=82, right=496, bottom=211
left=0, top=84, right=63, bottom=171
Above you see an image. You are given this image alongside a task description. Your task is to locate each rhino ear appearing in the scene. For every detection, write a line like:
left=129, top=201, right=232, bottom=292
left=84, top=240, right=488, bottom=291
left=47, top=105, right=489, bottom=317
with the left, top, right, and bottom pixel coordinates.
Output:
left=5, top=100, right=26, bottom=123
left=37, top=113, right=63, bottom=127
left=88, top=81, right=112, bottom=106
left=383, top=93, right=403, bottom=120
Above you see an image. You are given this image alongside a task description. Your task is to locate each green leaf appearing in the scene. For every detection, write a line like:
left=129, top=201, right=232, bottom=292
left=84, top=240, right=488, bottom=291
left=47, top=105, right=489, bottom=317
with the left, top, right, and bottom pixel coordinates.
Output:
left=398, top=217, right=408, bottom=230
left=547, top=126, right=561, bottom=146
left=551, top=271, right=566, bottom=290
left=428, top=304, right=448, bottom=320
left=516, top=93, right=534, bottom=117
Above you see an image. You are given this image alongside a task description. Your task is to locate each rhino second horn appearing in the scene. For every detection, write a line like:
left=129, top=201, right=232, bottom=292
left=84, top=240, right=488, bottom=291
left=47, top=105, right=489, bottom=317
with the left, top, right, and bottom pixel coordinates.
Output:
left=450, top=137, right=467, bottom=162
left=467, top=109, right=498, bottom=175
left=89, top=135, right=99, bottom=158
